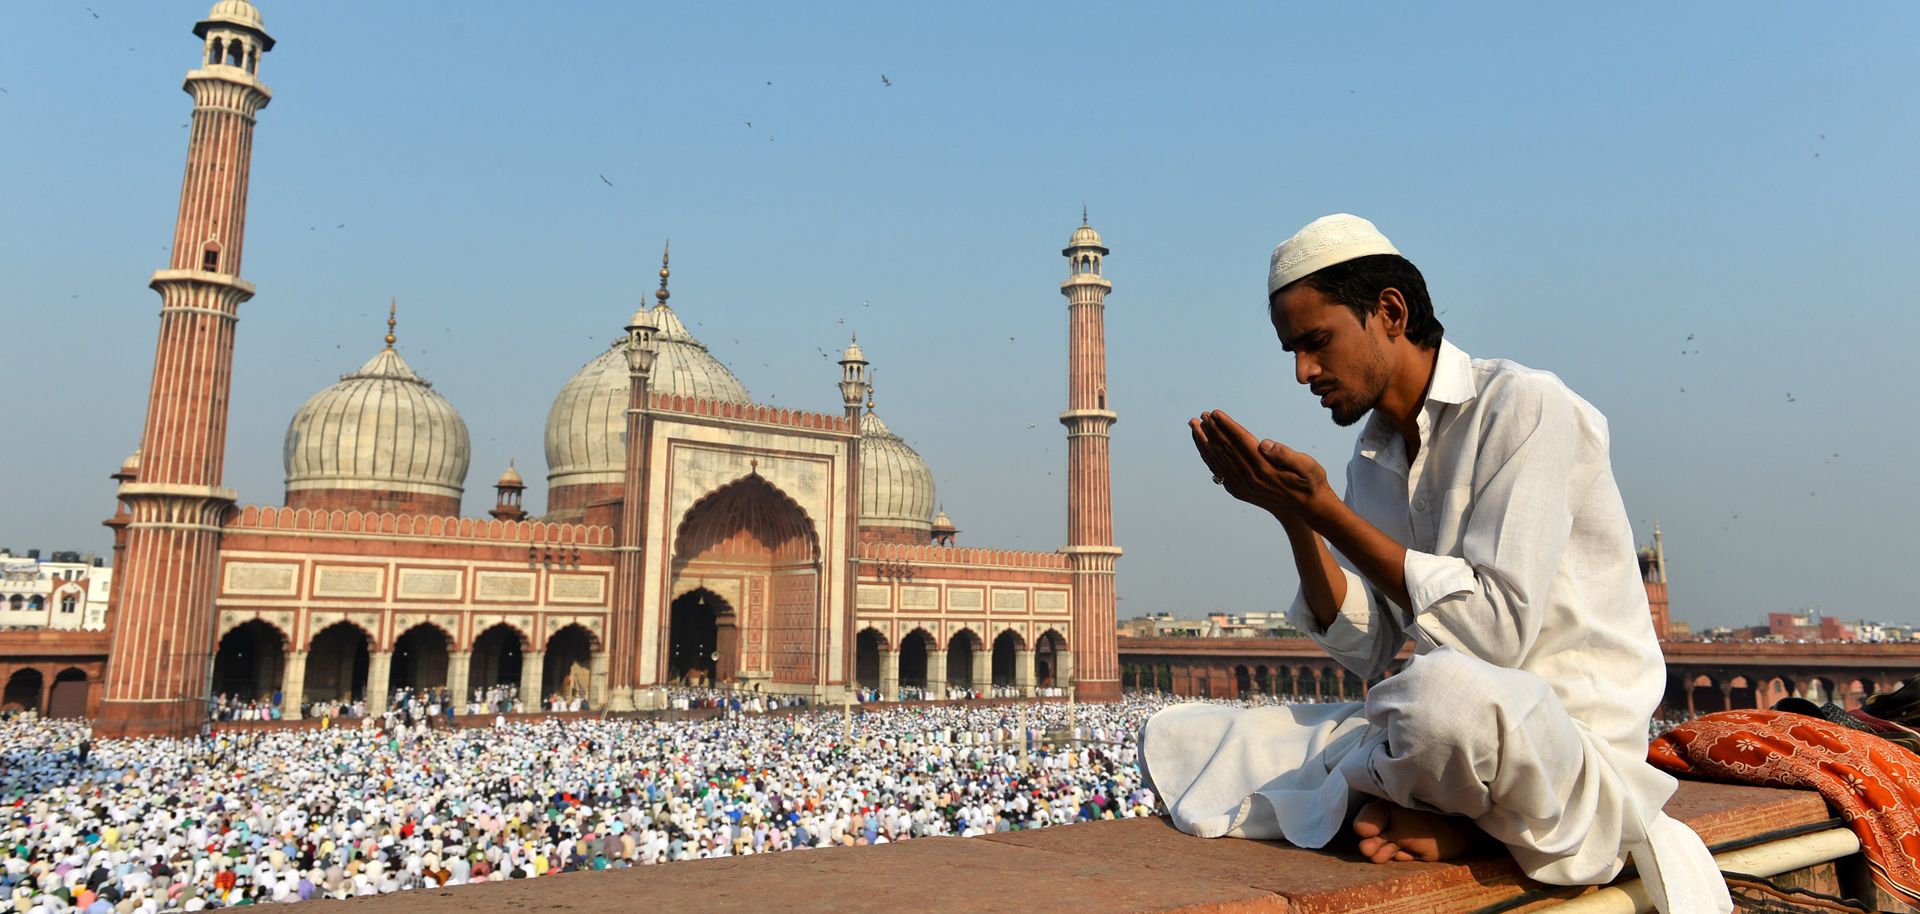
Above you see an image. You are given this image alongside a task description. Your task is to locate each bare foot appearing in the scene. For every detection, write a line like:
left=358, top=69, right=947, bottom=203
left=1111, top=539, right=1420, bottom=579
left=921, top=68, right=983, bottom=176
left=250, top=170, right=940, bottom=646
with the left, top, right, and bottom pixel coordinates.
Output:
left=1350, top=799, right=1481, bottom=864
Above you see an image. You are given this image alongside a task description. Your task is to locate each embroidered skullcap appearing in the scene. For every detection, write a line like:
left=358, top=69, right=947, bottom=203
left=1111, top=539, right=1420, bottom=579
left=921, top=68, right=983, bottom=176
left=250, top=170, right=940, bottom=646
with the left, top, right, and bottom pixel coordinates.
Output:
left=1268, top=213, right=1402, bottom=295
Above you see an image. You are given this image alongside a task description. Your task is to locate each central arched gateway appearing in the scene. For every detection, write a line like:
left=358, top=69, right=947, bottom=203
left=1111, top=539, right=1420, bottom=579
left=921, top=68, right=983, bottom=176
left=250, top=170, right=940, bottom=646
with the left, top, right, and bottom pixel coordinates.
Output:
left=668, top=474, right=823, bottom=692
left=667, top=589, right=725, bottom=685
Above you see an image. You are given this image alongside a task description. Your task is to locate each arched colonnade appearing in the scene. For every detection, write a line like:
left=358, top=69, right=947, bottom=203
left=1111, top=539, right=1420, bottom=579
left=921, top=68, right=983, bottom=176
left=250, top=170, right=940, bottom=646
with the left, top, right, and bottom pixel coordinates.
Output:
left=853, top=625, right=1072, bottom=698
left=209, top=616, right=604, bottom=720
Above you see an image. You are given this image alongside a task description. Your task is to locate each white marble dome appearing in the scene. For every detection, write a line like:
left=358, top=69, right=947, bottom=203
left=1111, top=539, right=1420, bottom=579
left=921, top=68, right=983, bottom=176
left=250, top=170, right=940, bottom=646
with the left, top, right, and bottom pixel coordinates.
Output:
left=859, top=409, right=936, bottom=534
left=544, top=304, right=752, bottom=490
left=284, top=347, right=471, bottom=501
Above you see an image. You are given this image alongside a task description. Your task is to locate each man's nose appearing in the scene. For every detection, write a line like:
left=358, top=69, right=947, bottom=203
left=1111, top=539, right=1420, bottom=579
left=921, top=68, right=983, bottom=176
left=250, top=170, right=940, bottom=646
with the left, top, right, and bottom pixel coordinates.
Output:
left=1294, top=354, right=1318, bottom=386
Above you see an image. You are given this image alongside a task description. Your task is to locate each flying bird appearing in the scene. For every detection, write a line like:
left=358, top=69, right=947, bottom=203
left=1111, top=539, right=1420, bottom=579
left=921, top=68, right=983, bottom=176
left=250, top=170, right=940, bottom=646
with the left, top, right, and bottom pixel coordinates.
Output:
left=86, top=6, right=99, bottom=18
left=880, top=75, right=891, bottom=87
left=599, top=174, right=613, bottom=186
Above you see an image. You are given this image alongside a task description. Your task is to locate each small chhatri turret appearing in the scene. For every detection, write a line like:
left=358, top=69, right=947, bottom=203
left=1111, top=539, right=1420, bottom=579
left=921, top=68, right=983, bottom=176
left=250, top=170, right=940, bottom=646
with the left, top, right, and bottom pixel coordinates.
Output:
left=932, top=505, right=958, bottom=546
left=490, top=460, right=528, bottom=521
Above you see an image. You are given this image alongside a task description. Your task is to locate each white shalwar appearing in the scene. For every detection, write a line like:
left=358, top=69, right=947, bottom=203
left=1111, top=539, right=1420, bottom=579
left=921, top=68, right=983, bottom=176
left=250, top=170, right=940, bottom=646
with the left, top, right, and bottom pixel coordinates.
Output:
left=1144, top=341, right=1730, bottom=914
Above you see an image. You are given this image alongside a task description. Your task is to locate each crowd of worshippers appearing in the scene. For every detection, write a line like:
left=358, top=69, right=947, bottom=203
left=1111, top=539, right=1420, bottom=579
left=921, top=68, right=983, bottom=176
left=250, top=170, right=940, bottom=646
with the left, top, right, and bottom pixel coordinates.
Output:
left=0, top=696, right=1190, bottom=911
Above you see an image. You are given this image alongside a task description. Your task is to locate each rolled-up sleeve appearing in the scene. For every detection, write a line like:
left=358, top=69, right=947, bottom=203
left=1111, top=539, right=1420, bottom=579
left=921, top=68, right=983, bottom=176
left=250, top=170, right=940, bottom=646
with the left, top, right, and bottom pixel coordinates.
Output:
left=1405, top=377, right=1593, bottom=669
left=1289, top=556, right=1406, bottom=680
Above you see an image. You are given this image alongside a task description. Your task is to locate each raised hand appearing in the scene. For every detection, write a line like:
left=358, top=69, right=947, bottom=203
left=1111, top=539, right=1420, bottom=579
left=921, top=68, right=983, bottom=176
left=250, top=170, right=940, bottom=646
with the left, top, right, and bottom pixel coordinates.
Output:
left=1189, top=409, right=1334, bottom=523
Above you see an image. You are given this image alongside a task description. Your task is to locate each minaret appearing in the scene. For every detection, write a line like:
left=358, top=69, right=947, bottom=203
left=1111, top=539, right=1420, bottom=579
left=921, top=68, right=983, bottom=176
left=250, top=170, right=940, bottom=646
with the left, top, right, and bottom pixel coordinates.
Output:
left=836, top=335, right=868, bottom=699
left=1644, top=521, right=1671, bottom=640
left=837, top=334, right=871, bottom=420
left=97, top=1, right=274, bottom=738
left=1060, top=212, right=1121, bottom=701
left=606, top=246, right=666, bottom=712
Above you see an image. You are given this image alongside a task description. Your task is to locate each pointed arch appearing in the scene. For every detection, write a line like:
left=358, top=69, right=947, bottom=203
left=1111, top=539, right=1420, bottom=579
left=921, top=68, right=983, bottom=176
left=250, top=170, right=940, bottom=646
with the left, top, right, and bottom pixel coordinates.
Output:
left=672, top=474, right=823, bottom=686
left=673, top=473, right=820, bottom=566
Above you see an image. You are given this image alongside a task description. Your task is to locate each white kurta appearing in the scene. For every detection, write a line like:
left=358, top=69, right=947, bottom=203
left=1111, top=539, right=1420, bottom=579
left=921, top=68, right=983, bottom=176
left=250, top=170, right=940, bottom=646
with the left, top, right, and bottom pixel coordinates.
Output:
left=1145, top=340, right=1729, bottom=914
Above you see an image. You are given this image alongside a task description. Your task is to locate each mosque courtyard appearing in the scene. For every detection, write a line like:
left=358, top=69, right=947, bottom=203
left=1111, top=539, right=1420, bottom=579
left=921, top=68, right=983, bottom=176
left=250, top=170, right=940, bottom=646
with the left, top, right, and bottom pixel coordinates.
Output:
left=0, top=697, right=1221, bottom=911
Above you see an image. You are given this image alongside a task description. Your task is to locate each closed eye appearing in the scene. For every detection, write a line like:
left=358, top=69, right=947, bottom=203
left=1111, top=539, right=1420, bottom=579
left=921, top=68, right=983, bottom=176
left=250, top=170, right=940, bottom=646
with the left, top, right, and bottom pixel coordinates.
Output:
left=1281, top=333, right=1327, bottom=354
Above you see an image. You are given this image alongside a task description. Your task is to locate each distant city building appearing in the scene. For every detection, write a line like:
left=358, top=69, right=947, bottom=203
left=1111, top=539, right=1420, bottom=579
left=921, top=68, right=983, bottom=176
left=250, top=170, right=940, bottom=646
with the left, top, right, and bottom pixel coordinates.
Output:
left=1769, top=610, right=1859, bottom=643
left=0, top=550, right=110, bottom=632
left=1116, top=612, right=1303, bottom=640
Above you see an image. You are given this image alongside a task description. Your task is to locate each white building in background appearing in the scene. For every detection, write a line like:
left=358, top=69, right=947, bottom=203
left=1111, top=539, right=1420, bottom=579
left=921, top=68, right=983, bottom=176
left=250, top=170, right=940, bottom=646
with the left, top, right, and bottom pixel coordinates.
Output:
left=0, top=550, right=111, bottom=631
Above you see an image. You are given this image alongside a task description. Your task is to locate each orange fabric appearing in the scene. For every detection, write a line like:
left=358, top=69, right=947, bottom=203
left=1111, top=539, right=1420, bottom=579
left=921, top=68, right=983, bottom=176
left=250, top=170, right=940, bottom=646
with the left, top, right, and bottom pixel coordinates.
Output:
left=1649, top=709, right=1920, bottom=906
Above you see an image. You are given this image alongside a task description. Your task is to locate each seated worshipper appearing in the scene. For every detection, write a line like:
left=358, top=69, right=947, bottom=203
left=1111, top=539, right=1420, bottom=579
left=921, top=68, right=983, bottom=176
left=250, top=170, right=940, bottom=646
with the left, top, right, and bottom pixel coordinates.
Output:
left=1143, top=214, right=1729, bottom=914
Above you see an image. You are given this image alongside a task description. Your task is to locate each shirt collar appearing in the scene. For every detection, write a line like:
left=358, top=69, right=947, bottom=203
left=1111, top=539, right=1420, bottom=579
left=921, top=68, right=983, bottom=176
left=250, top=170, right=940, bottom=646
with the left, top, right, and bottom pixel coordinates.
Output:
left=1356, top=338, right=1476, bottom=470
left=1426, top=338, right=1477, bottom=407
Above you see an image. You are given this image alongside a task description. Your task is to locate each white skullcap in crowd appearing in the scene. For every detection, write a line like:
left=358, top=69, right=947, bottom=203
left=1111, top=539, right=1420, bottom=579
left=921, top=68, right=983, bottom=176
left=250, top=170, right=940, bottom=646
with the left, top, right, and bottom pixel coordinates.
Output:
left=1268, top=213, right=1402, bottom=296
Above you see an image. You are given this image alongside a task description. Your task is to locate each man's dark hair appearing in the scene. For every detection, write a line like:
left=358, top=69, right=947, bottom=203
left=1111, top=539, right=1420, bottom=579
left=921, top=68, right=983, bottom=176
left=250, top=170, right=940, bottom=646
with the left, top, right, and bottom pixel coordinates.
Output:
left=1278, top=253, right=1445, bottom=348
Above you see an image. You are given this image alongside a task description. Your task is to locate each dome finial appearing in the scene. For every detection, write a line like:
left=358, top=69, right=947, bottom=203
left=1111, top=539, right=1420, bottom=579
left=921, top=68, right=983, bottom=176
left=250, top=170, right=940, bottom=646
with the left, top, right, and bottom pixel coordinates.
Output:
left=655, top=240, right=671, bottom=305
left=385, top=297, right=397, bottom=348
left=866, top=367, right=876, bottom=412
left=1082, top=203, right=1088, bottom=226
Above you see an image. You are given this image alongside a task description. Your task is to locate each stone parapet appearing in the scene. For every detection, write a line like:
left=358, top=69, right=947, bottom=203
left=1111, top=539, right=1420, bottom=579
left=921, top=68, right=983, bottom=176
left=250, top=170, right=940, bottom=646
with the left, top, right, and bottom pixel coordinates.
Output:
left=858, top=542, right=1071, bottom=570
left=224, top=505, right=613, bottom=547
left=648, top=392, right=854, bottom=436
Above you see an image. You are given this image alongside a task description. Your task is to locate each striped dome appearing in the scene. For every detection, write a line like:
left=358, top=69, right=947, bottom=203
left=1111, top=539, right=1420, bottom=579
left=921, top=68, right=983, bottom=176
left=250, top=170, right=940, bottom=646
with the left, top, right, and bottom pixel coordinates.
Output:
left=859, top=409, right=935, bottom=534
left=283, top=347, right=470, bottom=502
left=544, top=304, right=752, bottom=490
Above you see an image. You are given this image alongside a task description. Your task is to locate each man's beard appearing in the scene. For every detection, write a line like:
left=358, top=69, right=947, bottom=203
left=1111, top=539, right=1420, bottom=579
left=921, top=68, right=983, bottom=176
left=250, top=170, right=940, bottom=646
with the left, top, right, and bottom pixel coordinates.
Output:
left=1331, top=398, right=1370, bottom=427
left=1328, top=342, right=1389, bottom=427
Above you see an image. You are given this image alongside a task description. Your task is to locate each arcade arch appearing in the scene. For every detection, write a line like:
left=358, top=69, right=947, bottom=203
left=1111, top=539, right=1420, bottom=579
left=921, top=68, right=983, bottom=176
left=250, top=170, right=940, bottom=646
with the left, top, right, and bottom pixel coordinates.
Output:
left=991, top=630, right=1025, bottom=688
left=947, top=629, right=984, bottom=692
left=542, top=624, right=596, bottom=704
left=898, top=629, right=934, bottom=690
left=211, top=619, right=286, bottom=704
left=3, top=669, right=42, bottom=712
left=46, top=668, right=87, bottom=719
left=391, top=623, right=452, bottom=694
left=304, top=622, right=371, bottom=706
left=856, top=628, right=886, bottom=691
left=1035, top=629, right=1067, bottom=688
left=470, top=623, right=527, bottom=697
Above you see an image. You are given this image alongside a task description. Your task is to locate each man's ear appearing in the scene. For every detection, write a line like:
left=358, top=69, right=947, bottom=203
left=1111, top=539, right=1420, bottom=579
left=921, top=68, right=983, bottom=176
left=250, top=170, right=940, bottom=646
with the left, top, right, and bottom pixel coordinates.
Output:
left=1377, top=288, right=1408, bottom=341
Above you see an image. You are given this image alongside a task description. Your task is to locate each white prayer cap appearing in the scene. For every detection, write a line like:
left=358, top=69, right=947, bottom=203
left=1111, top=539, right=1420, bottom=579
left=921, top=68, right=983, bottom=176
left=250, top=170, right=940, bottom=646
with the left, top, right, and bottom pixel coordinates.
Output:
left=1268, top=213, right=1402, bottom=296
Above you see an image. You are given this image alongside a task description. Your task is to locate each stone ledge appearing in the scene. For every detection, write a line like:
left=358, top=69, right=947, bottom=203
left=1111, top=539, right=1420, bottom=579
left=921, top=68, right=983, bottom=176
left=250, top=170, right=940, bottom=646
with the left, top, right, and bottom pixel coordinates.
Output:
left=290, top=781, right=1832, bottom=914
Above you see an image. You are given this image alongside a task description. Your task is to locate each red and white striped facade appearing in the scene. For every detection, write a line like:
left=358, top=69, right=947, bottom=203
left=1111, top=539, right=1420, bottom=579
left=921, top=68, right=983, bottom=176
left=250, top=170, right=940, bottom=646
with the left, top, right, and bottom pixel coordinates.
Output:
left=95, top=5, right=274, bottom=738
left=1061, top=223, right=1122, bottom=700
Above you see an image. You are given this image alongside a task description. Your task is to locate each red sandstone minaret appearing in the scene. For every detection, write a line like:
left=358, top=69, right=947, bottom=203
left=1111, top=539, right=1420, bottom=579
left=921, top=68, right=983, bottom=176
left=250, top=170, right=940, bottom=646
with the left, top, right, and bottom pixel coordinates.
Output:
left=1060, top=212, right=1122, bottom=701
left=97, top=1, right=273, bottom=738
left=1641, top=522, right=1672, bottom=640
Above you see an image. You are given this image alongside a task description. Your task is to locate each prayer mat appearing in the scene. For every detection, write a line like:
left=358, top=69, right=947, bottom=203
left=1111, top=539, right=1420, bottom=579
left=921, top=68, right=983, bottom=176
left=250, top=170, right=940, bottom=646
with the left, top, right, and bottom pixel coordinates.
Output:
left=1649, top=709, right=1920, bottom=907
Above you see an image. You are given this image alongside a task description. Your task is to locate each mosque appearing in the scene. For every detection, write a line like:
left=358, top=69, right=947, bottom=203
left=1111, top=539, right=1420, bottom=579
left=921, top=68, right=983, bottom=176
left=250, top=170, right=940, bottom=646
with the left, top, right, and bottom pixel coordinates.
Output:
left=90, top=1, right=1122, bottom=737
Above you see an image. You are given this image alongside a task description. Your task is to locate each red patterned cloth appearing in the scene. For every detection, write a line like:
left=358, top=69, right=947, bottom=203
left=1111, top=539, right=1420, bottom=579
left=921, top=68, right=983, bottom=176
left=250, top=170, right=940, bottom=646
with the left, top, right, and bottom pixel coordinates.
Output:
left=1649, top=709, right=1920, bottom=905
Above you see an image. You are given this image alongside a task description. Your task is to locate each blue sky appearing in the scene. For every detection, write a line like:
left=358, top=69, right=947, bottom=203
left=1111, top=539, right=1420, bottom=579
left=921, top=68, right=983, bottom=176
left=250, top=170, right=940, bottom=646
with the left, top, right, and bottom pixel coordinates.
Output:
left=1, top=2, right=1915, bottom=628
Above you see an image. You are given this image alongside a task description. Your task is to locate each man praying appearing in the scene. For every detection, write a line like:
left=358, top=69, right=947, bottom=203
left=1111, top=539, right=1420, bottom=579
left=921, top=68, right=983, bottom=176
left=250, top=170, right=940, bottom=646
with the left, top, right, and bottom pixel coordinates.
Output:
left=1142, top=214, right=1730, bottom=914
